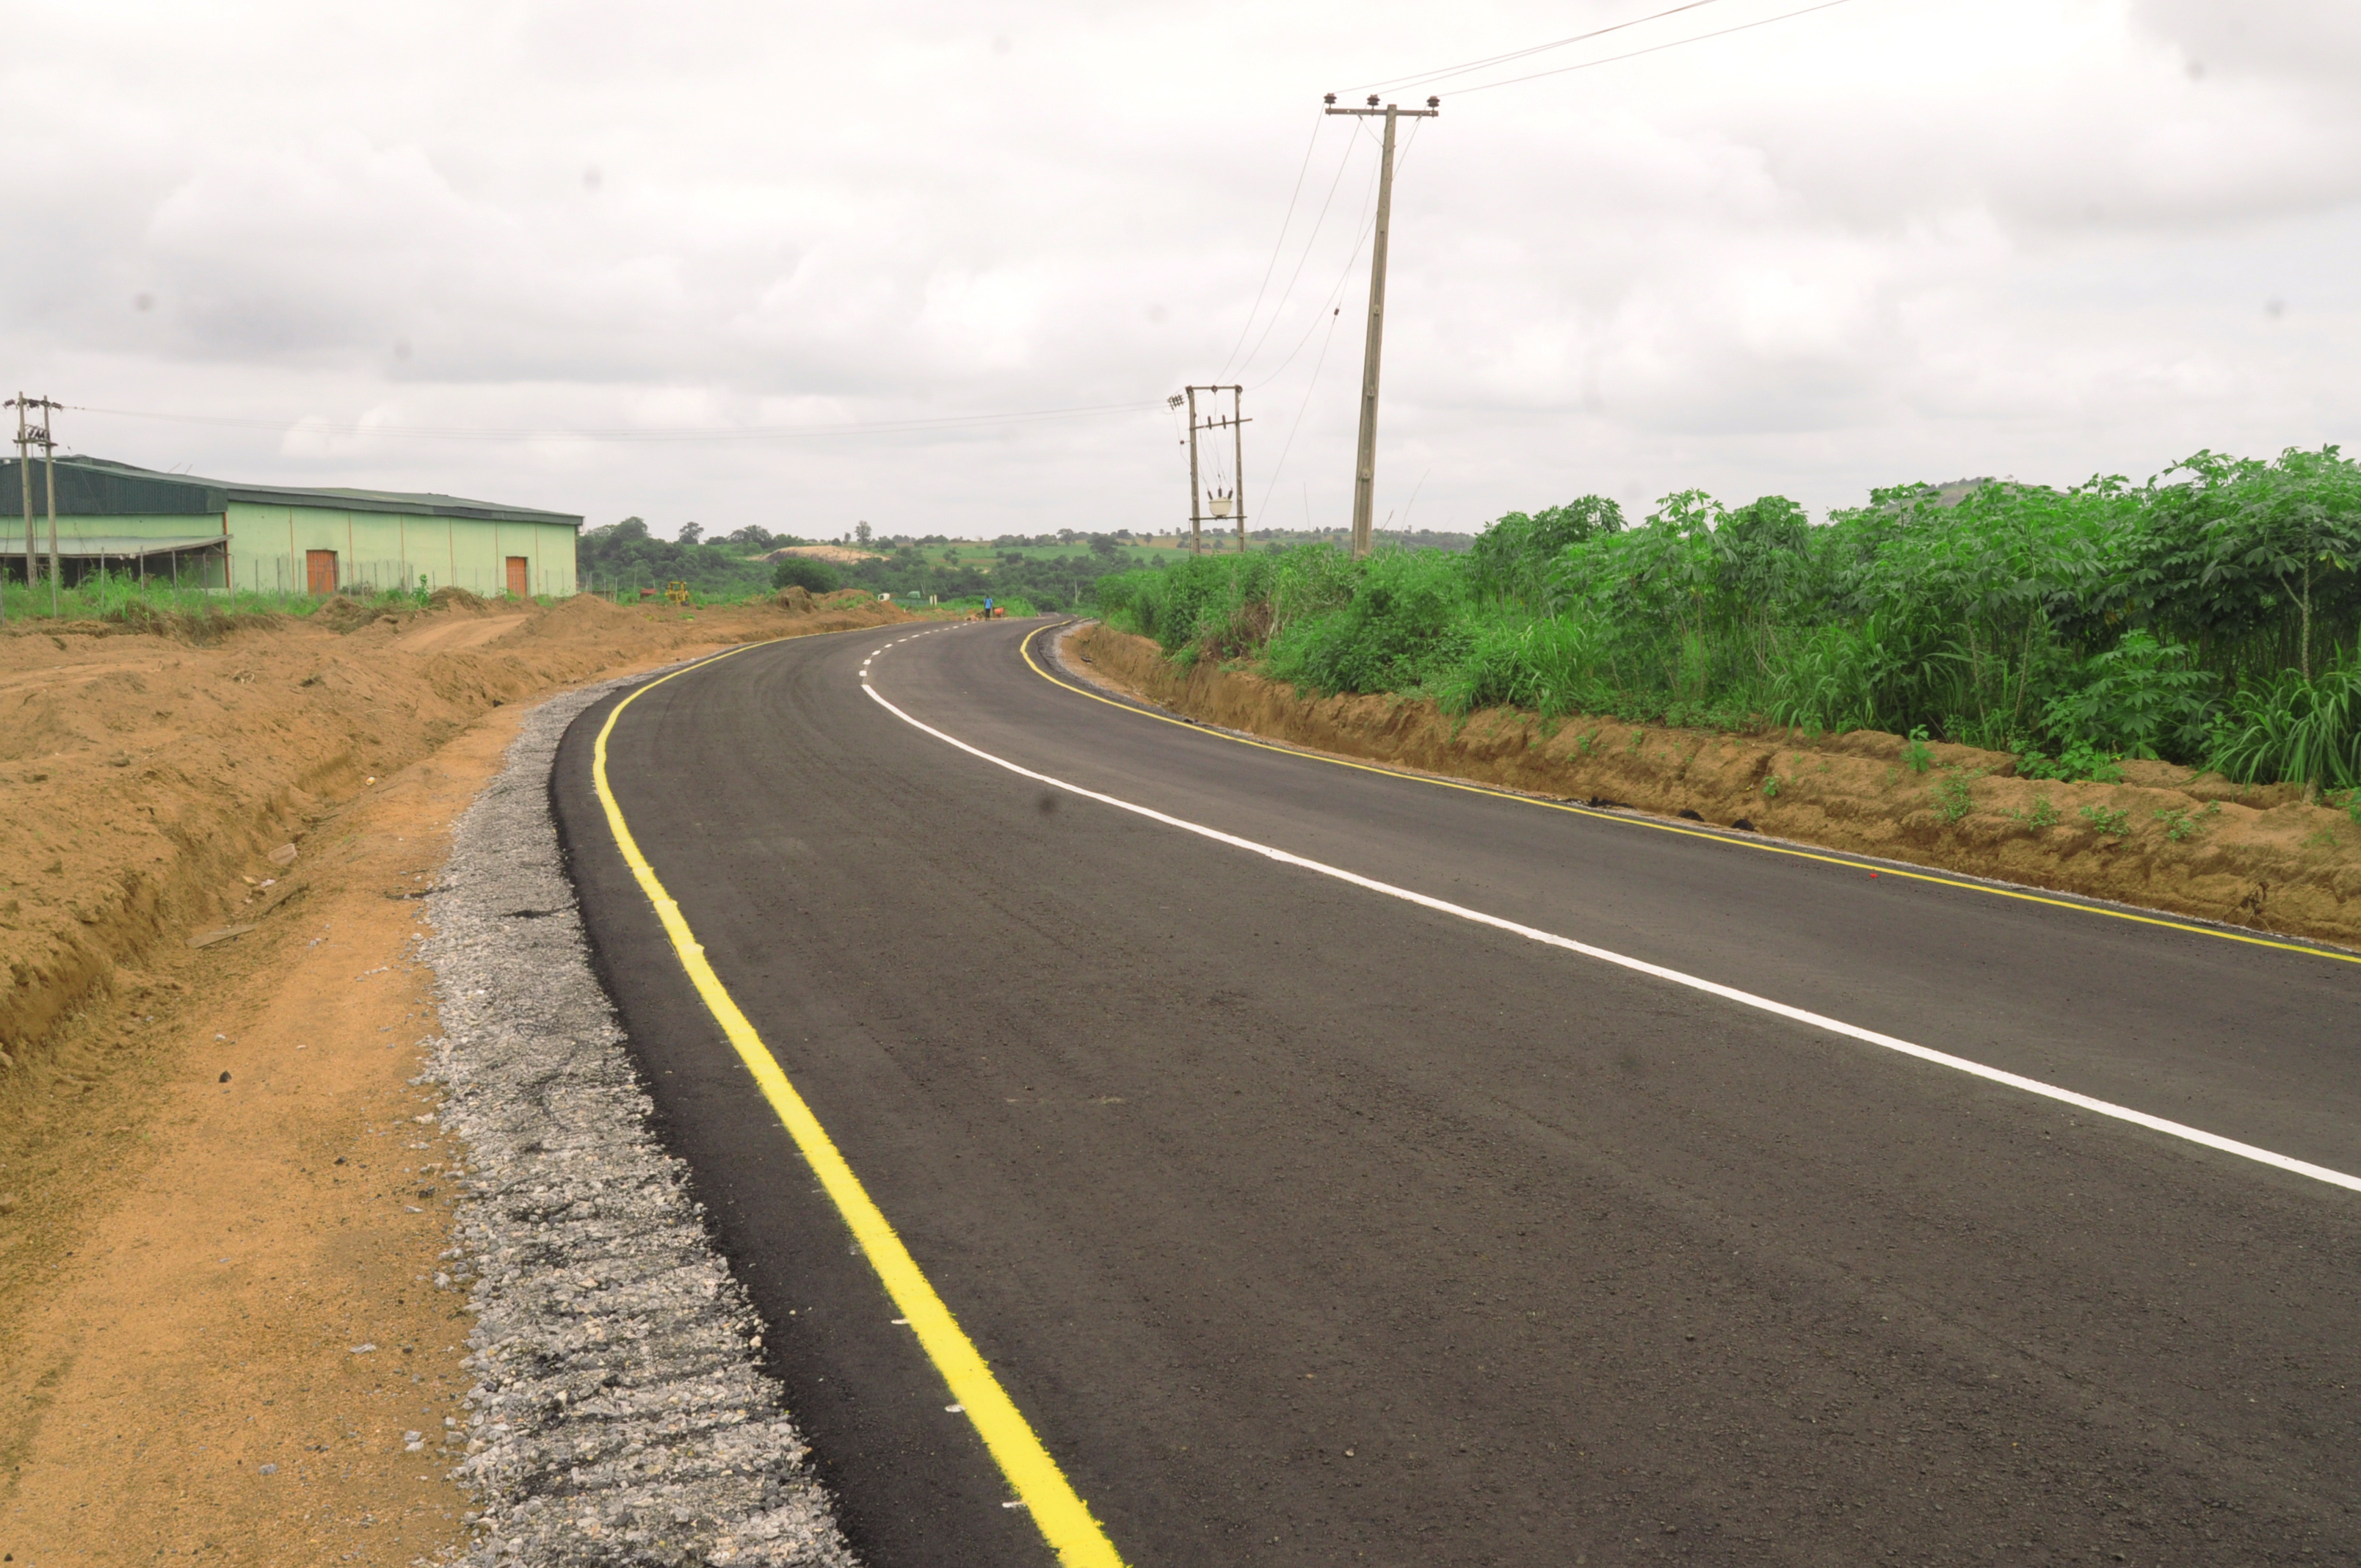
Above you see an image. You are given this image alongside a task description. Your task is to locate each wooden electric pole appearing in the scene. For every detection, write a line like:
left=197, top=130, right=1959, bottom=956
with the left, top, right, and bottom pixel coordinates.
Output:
left=8, top=394, right=62, bottom=617
left=1324, top=92, right=1438, bottom=558
left=1182, top=387, right=1203, bottom=556
left=10, top=394, right=29, bottom=620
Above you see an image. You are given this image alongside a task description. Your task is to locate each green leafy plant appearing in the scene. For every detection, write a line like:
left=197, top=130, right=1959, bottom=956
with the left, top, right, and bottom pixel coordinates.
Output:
left=2017, top=741, right=2124, bottom=783
left=1901, top=725, right=1936, bottom=774
left=1933, top=768, right=1980, bottom=823
left=1762, top=773, right=1787, bottom=799
left=2037, top=630, right=2219, bottom=761
left=2153, top=805, right=2215, bottom=842
left=2078, top=803, right=2132, bottom=835
left=2207, top=651, right=2361, bottom=794
left=1577, top=729, right=1600, bottom=755
left=1081, top=445, right=2361, bottom=793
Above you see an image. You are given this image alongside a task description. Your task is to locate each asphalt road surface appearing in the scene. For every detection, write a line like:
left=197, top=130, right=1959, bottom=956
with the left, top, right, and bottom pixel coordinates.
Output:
left=554, top=617, right=2361, bottom=1567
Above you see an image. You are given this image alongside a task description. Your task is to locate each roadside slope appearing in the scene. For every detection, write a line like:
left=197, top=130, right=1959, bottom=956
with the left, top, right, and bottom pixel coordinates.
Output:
left=0, top=592, right=913, bottom=1564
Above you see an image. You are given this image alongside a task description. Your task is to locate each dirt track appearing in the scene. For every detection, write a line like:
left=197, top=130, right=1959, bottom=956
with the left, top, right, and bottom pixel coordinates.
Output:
left=0, top=588, right=917, bottom=1564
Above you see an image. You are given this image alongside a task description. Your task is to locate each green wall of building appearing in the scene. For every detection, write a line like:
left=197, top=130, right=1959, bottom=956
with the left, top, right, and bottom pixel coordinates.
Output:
left=225, top=503, right=577, bottom=598
left=0, top=458, right=581, bottom=596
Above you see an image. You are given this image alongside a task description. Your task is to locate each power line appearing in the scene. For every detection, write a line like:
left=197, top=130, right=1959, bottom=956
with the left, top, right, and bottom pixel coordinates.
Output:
left=1451, top=0, right=1854, bottom=95
left=1247, top=116, right=1428, bottom=395
left=1341, top=0, right=1727, bottom=95
left=1258, top=305, right=1348, bottom=518
left=1214, top=114, right=1329, bottom=382
left=65, top=398, right=1168, bottom=445
left=1228, top=120, right=1371, bottom=383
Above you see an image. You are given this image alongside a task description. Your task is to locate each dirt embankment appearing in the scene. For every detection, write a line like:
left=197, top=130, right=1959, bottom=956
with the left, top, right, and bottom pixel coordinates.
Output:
left=0, top=588, right=910, bottom=1076
left=1070, top=622, right=2361, bottom=949
left=0, top=587, right=915, bottom=1562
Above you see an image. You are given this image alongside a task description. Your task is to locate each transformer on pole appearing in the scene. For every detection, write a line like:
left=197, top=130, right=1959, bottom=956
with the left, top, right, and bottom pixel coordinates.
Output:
left=1175, top=385, right=1250, bottom=556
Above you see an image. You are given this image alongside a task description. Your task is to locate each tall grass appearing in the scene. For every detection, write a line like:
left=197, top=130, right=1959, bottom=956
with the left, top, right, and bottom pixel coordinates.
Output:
left=1095, top=445, right=2361, bottom=788
left=1, top=571, right=342, bottom=628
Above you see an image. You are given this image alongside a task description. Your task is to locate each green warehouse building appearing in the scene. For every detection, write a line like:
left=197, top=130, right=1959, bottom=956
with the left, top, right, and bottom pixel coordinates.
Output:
left=0, top=455, right=580, bottom=598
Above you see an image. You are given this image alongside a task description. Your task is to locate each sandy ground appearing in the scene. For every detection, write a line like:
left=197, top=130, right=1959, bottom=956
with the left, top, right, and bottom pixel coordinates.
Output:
left=1070, top=621, right=2361, bottom=950
left=762, top=545, right=881, bottom=565
left=0, top=588, right=918, bottom=1565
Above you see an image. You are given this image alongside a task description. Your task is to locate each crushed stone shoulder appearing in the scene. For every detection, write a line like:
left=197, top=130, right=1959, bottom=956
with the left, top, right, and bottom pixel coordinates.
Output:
left=421, top=676, right=857, bottom=1567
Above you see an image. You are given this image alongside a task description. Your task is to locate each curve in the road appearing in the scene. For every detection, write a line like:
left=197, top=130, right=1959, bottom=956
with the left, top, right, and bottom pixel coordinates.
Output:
left=559, top=615, right=2361, bottom=1567
left=866, top=635, right=2361, bottom=1195
left=1023, top=626, right=2361, bottom=972
left=590, top=642, right=1126, bottom=1568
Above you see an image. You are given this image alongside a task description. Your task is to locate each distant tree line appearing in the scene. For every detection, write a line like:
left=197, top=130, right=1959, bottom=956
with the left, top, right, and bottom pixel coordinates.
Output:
left=822, top=538, right=1148, bottom=610
left=578, top=518, right=805, bottom=596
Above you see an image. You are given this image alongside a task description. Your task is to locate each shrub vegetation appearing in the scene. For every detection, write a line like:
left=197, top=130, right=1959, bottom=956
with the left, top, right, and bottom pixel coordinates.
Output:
left=1095, top=446, right=2361, bottom=792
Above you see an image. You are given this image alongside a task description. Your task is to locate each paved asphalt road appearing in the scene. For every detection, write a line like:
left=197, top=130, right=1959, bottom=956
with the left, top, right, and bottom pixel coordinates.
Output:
left=553, top=617, right=2361, bottom=1567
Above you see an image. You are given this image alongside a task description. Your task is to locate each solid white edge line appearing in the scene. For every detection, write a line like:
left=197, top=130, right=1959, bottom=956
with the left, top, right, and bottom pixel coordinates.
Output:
left=859, top=680, right=2361, bottom=1197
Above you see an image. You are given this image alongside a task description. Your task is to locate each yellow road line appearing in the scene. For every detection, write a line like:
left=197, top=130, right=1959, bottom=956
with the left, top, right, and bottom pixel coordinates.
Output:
left=592, top=644, right=1128, bottom=1568
left=1019, top=624, right=2361, bottom=969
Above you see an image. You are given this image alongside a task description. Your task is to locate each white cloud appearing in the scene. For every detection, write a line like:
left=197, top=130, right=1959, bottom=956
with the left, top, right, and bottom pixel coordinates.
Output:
left=1, top=0, right=2355, bottom=540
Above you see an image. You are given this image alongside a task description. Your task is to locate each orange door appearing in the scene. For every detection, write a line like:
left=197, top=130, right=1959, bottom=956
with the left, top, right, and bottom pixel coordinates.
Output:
left=505, top=556, right=529, bottom=598
left=305, top=550, right=338, bottom=595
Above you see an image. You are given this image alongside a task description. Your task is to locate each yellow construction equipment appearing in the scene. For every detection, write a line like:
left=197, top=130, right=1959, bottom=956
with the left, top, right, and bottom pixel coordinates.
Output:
left=663, top=581, right=692, bottom=606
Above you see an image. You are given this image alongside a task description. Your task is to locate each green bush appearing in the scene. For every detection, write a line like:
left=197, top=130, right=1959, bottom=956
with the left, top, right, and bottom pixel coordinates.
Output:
left=2037, top=631, right=2218, bottom=761
left=1265, top=549, right=1471, bottom=695
left=772, top=556, right=841, bottom=594
left=1092, top=444, right=2361, bottom=787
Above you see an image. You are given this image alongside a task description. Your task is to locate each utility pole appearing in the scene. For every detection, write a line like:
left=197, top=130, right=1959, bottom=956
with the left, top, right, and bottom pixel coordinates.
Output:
left=39, top=402, right=58, bottom=617
left=1324, top=92, right=1438, bottom=558
left=9, top=397, right=62, bottom=616
left=1173, top=385, right=1252, bottom=556
left=8, top=395, right=62, bottom=617
left=1171, top=385, right=1247, bottom=557
left=11, top=395, right=28, bottom=620
left=1180, top=388, right=1202, bottom=556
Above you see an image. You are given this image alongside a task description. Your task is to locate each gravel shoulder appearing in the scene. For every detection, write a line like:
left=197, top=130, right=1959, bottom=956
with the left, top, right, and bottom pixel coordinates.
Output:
left=422, top=679, right=853, bottom=1566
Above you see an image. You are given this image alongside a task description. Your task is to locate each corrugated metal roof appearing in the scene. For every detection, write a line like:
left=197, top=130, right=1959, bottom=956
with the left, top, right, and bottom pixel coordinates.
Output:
left=1, top=534, right=227, bottom=559
left=0, top=457, right=582, bottom=527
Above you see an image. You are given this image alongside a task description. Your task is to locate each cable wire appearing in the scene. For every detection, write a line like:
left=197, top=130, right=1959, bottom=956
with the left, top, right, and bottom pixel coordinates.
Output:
left=67, top=399, right=1167, bottom=445
left=1451, top=0, right=1852, bottom=95
left=1247, top=115, right=1421, bottom=394
left=1214, top=114, right=1328, bottom=382
left=1341, top=0, right=1727, bottom=95
left=1227, top=120, right=1368, bottom=382
left=1256, top=304, right=1347, bottom=519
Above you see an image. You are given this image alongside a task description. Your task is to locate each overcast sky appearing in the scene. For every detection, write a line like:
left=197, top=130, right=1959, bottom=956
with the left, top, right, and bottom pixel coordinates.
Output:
left=5, top=1, right=2357, bottom=541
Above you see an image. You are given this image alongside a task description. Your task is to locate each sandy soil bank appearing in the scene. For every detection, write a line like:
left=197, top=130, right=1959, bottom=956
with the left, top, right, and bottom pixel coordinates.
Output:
left=1069, top=622, right=2361, bottom=951
left=0, top=588, right=915, bottom=1564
